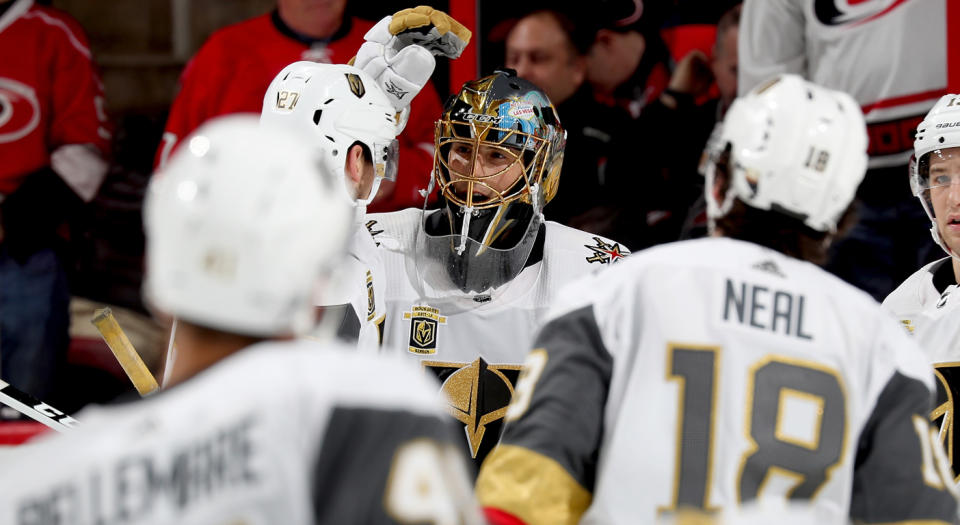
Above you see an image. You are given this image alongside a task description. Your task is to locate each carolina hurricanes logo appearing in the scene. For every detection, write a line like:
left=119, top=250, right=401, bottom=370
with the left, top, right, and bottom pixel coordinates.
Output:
left=814, top=0, right=911, bottom=27
left=0, top=78, right=40, bottom=144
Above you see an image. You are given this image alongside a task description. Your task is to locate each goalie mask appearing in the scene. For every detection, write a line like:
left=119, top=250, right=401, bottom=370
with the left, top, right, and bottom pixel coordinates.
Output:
left=261, top=62, right=399, bottom=209
left=418, top=70, right=565, bottom=294
left=911, top=94, right=960, bottom=260
left=144, top=115, right=351, bottom=337
left=702, top=74, right=868, bottom=233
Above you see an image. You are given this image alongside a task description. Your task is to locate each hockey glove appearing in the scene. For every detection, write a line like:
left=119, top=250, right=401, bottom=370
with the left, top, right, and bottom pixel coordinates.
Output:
left=353, top=7, right=472, bottom=131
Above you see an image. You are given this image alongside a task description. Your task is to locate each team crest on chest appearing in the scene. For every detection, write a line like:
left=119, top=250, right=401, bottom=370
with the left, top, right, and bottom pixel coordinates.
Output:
left=365, top=270, right=375, bottom=321
left=422, top=358, right=522, bottom=459
left=585, top=236, right=627, bottom=264
left=402, top=305, right=447, bottom=354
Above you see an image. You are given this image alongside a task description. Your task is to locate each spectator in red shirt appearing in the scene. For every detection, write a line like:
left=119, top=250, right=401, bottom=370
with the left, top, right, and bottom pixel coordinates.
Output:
left=0, top=0, right=110, bottom=402
left=155, top=0, right=443, bottom=212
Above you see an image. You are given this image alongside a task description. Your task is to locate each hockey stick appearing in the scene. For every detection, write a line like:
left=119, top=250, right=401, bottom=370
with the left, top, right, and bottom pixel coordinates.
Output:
left=0, top=380, right=78, bottom=432
left=91, top=308, right=159, bottom=396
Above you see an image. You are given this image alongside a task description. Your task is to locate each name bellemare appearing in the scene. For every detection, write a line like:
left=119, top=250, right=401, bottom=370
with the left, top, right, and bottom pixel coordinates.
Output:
left=723, top=279, right=813, bottom=340
left=16, top=416, right=258, bottom=525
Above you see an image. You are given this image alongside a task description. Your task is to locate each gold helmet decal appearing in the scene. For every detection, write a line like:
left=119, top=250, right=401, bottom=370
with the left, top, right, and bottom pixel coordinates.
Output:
left=344, top=73, right=365, bottom=98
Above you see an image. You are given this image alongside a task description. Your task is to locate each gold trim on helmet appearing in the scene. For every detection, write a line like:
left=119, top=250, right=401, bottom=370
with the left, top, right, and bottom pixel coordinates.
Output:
left=434, top=119, right=553, bottom=210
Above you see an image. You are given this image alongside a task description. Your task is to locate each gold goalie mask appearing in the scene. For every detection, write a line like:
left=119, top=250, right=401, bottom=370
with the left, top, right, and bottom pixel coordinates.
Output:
left=418, top=69, right=566, bottom=295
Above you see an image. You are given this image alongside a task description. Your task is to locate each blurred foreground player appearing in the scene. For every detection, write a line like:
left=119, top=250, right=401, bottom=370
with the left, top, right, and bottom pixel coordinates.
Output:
left=477, top=75, right=958, bottom=524
left=884, top=94, right=960, bottom=480
left=0, top=116, right=479, bottom=525
left=371, top=70, right=629, bottom=468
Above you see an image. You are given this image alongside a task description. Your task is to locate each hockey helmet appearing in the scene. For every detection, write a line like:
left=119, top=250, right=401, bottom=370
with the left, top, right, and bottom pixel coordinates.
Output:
left=911, top=94, right=960, bottom=258
left=261, top=62, right=399, bottom=207
left=702, top=74, right=868, bottom=233
left=144, top=115, right=351, bottom=336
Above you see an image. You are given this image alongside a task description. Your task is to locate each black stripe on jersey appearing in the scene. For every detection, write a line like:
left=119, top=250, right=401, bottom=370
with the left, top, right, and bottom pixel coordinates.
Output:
left=499, top=305, right=613, bottom=492
left=850, top=371, right=958, bottom=523
left=311, top=407, right=463, bottom=524
left=929, top=258, right=955, bottom=296
left=328, top=304, right=361, bottom=343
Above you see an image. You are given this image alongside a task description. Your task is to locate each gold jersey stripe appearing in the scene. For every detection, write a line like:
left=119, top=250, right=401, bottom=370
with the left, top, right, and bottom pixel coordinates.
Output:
left=476, top=444, right=591, bottom=525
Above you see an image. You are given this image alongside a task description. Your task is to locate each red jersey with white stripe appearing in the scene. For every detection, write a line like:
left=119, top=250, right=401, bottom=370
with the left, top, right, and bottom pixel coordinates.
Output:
left=0, top=0, right=109, bottom=195
left=156, top=12, right=442, bottom=212
left=739, top=0, right=955, bottom=168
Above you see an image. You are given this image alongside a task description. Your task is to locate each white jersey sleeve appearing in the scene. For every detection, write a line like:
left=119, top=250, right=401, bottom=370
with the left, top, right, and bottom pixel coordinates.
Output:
left=0, top=340, right=480, bottom=525
left=317, top=225, right=388, bottom=351
left=478, top=238, right=957, bottom=524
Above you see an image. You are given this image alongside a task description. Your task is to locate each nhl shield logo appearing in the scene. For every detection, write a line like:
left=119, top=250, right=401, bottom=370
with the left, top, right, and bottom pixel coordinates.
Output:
left=403, top=305, right=446, bottom=355
left=345, top=73, right=365, bottom=98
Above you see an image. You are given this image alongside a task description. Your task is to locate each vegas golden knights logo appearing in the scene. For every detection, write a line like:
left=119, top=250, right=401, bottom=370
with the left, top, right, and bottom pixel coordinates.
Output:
left=423, top=358, right=522, bottom=461
left=933, top=363, right=960, bottom=482
left=402, top=305, right=446, bottom=355
left=365, top=270, right=375, bottom=321
left=345, top=73, right=365, bottom=98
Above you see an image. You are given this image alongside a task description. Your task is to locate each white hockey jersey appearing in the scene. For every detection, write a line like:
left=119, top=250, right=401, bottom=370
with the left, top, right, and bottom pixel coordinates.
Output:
left=883, top=256, right=960, bottom=480
left=321, top=220, right=387, bottom=351
left=0, top=339, right=479, bottom=525
left=738, top=0, right=952, bottom=167
left=478, top=237, right=956, bottom=524
left=365, top=208, right=629, bottom=465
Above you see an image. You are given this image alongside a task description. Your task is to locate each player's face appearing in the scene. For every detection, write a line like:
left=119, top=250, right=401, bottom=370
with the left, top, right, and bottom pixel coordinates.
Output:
left=929, top=147, right=960, bottom=252
left=711, top=26, right=739, bottom=106
left=446, top=142, right=525, bottom=201
left=505, top=12, right=584, bottom=105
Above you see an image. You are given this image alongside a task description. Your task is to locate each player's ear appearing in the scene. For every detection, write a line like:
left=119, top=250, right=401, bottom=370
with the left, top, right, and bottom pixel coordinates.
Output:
left=345, top=144, right=366, bottom=187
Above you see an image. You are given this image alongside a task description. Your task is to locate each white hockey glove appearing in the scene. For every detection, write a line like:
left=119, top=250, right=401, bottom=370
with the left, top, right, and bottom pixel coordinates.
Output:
left=353, top=6, right=472, bottom=133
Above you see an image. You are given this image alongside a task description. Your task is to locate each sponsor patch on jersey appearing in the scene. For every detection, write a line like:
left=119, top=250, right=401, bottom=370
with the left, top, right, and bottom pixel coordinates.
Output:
left=403, top=305, right=446, bottom=354
left=345, top=73, right=366, bottom=98
left=365, top=220, right=384, bottom=247
left=422, top=358, right=522, bottom=459
left=584, top=236, right=627, bottom=264
left=365, top=270, right=376, bottom=321
left=752, top=259, right=786, bottom=278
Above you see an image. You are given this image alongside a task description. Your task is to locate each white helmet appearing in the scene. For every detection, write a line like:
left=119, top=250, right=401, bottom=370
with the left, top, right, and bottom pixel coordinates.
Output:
left=260, top=61, right=399, bottom=207
left=911, top=94, right=960, bottom=258
left=703, top=74, right=868, bottom=233
left=144, top=115, right=351, bottom=337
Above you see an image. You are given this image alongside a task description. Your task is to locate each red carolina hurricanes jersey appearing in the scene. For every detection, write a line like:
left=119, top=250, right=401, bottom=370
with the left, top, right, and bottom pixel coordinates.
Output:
left=156, top=12, right=442, bottom=212
left=0, top=0, right=110, bottom=195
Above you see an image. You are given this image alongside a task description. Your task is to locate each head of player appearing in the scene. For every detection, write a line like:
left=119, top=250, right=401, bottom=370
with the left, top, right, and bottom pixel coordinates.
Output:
left=701, top=74, right=868, bottom=263
left=911, top=94, right=960, bottom=266
left=260, top=61, right=400, bottom=217
left=423, top=69, right=566, bottom=293
left=143, top=115, right=351, bottom=386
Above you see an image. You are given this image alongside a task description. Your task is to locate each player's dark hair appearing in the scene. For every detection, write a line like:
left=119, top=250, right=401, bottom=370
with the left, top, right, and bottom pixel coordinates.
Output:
left=715, top=200, right=856, bottom=265
left=350, top=140, right=373, bottom=165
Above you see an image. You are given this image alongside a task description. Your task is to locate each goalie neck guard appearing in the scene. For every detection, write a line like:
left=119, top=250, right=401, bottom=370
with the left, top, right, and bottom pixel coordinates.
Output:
left=422, top=69, right=565, bottom=294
